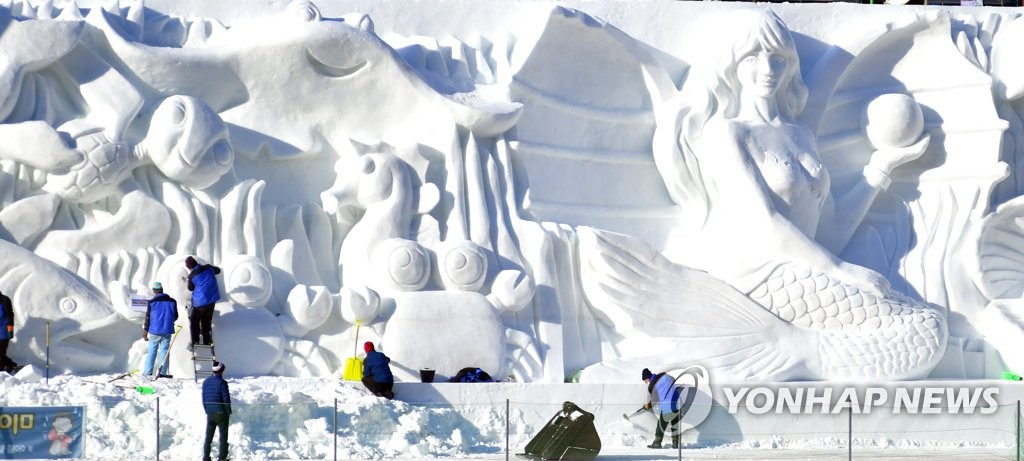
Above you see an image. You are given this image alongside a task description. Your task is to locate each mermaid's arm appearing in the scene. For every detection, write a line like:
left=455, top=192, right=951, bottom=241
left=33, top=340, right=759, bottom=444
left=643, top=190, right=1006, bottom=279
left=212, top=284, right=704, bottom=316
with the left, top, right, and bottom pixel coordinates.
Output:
left=817, top=135, right=930, bottom=254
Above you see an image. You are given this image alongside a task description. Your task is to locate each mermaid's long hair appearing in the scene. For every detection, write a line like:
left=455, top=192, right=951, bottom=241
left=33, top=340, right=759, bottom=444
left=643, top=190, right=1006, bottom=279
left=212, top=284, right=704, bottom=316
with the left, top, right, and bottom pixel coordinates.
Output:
left=653, top=9, right=808, bottom=225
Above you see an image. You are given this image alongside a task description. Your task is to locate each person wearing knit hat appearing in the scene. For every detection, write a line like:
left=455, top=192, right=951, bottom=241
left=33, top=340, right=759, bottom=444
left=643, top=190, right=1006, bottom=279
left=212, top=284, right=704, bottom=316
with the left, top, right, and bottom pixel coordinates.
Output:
left=142, top=282, right=178, bottom=379
left=201, top=360, right=231, bottom=461
left=361, top=342, right=395, bottom=399
left=642, top=367, right=683, bottom=449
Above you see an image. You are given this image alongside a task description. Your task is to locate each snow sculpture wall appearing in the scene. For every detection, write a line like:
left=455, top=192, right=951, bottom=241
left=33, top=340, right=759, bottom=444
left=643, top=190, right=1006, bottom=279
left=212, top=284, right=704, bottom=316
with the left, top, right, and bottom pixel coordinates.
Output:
left=2, top=0, right=1022, bottom=383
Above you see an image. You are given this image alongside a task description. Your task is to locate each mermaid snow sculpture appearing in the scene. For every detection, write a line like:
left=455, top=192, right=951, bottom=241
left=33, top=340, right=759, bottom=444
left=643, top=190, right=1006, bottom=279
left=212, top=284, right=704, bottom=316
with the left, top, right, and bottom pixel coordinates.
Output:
left=580, top=9, right=947, bottom=381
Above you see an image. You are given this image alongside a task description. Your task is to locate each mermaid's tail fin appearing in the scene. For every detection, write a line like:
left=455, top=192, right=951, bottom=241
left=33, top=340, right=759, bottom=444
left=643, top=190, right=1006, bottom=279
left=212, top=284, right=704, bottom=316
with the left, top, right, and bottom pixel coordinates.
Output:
left=578, top=227, right=816, bottom=381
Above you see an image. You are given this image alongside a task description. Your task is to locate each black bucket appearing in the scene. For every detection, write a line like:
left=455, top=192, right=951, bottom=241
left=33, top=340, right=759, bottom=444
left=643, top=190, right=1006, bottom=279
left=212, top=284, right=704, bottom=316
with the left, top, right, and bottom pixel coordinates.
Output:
left=419, top=368, right=435, bottom=383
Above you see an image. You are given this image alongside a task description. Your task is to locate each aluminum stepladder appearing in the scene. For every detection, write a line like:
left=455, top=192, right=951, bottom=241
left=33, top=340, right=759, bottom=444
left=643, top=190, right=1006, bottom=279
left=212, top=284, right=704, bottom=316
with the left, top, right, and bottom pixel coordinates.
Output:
left=188, top=305, right=218, bottom=382
left=192, top=344, right=216, bottom=382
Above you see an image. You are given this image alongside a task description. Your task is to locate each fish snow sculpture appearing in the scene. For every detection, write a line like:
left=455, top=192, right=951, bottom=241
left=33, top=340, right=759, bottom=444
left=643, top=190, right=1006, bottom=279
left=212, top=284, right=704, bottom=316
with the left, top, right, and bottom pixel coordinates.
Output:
left=0, top=239, right=123, bottom=372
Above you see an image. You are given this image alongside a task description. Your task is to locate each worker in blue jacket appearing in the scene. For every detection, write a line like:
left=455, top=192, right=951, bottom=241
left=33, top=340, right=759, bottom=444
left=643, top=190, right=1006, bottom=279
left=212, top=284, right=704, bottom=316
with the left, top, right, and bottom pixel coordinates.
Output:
left=185, top=256, right=222, bottom=349
left=0, top=289, right=15, bottom=373
left=362, top=341, right=394, bottom=399
left=642, top=368, right=682, bottom=449
left=201, top=361, right=231, bottom=461
left=143, top=282, right=178, bottom=378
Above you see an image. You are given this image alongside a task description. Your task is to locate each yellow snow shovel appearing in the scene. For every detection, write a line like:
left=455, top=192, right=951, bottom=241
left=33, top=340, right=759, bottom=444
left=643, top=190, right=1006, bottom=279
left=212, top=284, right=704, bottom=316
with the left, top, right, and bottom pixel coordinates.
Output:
left=342, top=324, right=363, bottom=381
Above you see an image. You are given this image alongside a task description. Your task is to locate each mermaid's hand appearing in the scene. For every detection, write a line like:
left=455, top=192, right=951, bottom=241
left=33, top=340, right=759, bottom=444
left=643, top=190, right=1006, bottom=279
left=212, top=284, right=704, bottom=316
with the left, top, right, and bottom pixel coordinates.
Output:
left=869, top=134, right=931, bottom=174
left=834, top=261, right=890, bottom=297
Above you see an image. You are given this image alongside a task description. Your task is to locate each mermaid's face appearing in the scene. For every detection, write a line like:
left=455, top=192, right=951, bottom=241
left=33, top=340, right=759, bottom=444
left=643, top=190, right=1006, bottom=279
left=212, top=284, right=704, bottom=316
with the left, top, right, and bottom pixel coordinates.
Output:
left=735, top=44, right=789, bottom=99
left=147, top=95, right=234, bottom=189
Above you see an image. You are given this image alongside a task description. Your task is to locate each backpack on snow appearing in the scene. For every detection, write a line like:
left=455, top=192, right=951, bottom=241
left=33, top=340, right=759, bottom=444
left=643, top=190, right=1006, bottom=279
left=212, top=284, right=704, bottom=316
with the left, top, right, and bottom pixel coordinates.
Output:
left=449, top=367, right=495, bottom=383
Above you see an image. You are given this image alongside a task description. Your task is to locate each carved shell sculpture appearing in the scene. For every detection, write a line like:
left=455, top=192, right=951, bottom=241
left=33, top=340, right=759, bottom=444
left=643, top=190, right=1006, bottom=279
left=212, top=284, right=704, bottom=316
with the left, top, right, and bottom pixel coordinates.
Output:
left=438, top=240, right=536, bottom=312
left=974, top=195, right=1024, bottom=377
left=976, top=195, right=1024, bottom=300
left=44, top=129, right=136, bottom=203
left=373, top=238, right=431, bottom=292
left=438, top=240, right=488, bottom=292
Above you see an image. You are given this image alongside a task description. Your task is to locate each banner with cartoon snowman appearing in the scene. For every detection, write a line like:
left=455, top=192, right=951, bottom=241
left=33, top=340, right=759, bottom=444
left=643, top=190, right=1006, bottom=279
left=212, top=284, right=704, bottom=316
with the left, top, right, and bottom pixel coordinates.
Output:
left=0, top=407, right=84, bottom=459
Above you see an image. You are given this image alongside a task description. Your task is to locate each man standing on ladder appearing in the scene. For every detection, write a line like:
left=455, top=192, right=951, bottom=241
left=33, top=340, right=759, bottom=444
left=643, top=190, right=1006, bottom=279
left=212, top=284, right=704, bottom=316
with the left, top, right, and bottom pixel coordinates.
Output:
left=143, top=282, right=178, bottom=378
left=185, top=256, right=222, bottom=350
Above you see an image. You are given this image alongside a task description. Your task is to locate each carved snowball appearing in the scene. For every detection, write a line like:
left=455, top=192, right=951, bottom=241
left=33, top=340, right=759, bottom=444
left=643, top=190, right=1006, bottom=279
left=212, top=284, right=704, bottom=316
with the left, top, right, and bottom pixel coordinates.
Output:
left=154, top=254, right=193, bottom=303
left=439, top=241, right=488, bottom=291
left=862, top=93, right=924, bottom=149
left=340, top=286, right=381, bottom=325
left=222, top=254, right=273, bottom=307
left=373, top=238, right=431, bottom=292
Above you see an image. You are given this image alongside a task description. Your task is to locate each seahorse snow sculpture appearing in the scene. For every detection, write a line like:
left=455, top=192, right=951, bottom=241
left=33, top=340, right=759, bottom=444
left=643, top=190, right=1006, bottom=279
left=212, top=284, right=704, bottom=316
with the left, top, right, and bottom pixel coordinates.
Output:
left=324, top=150, right=537, bottom=380
left=323, top=152, right=440, bottom=296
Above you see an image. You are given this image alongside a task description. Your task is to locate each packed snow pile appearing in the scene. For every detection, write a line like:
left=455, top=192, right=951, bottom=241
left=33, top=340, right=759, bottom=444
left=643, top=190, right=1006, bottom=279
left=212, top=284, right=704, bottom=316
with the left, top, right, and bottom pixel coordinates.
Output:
left=0, top=368, right=518, bottom=460
left=0, top=366, right=1020, bottom=460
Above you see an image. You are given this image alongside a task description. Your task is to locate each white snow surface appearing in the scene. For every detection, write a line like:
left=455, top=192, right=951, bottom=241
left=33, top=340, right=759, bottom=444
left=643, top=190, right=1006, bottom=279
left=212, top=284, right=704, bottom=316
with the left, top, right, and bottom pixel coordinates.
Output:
left=1, top=366, right=1019, bottom=460
left=3, top=368, right=513, bottom=460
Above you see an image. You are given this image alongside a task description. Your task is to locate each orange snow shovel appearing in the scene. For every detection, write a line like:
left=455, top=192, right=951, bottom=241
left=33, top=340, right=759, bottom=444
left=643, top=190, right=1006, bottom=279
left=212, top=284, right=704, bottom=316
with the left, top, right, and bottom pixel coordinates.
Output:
left=342, top=324, right=363, bottom=381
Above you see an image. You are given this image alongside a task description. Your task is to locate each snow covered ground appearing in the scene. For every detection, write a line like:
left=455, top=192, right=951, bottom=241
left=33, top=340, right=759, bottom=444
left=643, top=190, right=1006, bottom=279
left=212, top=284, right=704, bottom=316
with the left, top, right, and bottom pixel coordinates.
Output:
left=0, top=366, right=1019, bottom=460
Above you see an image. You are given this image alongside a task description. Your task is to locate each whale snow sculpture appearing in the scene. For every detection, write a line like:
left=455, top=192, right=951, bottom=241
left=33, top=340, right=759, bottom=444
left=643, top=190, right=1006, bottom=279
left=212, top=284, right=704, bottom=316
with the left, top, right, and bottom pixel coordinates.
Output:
left=577, top=227, right=947, bottom=382
left=94, top=1, right=522, bottom=159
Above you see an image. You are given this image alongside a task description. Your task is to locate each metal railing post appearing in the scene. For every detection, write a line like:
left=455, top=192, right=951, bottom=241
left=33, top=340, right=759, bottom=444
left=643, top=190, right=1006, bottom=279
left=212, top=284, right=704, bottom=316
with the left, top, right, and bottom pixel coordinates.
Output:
left=44, top=322, right=50, bottom=385
left=156, top=397, right=160, bottom=461
left=334, top=398, right=338, bottom=461
left=505, top=398, right=510, bottom=461
left=847, top=405, right=852, bottom=461
left=1017, top=400, right=1020, bottom=461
